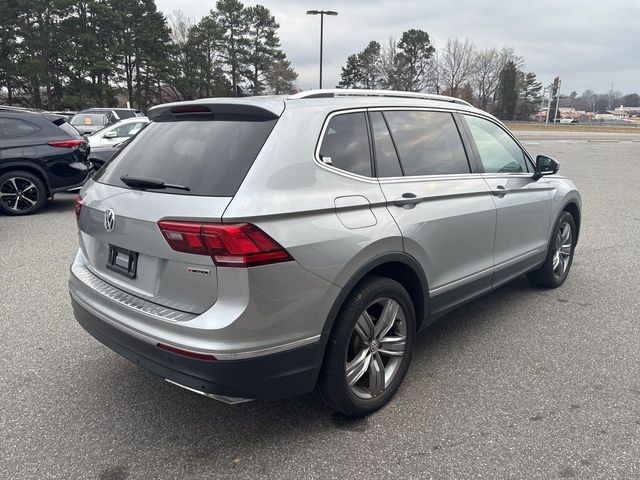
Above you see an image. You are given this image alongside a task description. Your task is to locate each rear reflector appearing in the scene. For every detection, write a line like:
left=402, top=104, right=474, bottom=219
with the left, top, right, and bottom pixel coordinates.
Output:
left=48, top=139, right=87, bottom=148
left=157, top=343, right=217, bottom=360
left=74, top=195, right=83, bottom=220
left=158, top=221, right=293, bottom=268
left=170, top=105, right=211, bottom=114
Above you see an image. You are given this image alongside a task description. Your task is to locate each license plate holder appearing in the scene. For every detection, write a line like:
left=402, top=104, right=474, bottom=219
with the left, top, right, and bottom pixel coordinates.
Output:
left=106, top=245, right=138, bottom=279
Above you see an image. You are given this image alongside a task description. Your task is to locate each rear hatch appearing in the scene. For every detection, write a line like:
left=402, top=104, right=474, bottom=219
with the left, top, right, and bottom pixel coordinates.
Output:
left=77, top=100, right=282, bottom=314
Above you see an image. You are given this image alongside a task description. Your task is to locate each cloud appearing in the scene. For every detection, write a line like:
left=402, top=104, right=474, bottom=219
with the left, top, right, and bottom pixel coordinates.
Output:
left=156, top=0, right=640, bottom=94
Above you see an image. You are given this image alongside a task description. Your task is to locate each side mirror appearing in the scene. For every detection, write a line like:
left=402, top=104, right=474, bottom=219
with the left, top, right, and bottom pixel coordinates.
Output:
left=533, top=155, right=559, bottom=180
left=104, top=130, right=118, bottom=139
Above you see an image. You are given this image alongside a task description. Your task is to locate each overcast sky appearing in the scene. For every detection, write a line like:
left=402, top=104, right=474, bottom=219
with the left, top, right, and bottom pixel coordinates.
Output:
left=156, top=0, right=640, bottom=95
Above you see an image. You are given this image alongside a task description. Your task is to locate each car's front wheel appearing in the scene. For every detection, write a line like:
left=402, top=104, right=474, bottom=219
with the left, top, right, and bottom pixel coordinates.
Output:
left=0, top=171, right=47, bottom=216
left=318, top=276, right=415, bottom=416
left=527, top=211, right=576, bottom=288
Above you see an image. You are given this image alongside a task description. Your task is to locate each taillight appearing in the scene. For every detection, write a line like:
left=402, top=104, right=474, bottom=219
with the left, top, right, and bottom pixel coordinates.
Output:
left=48, top=139, right=87, bottom=149
left=74, top=195, right=83, bottom=220
left=158, top=221, right=293, bottom=268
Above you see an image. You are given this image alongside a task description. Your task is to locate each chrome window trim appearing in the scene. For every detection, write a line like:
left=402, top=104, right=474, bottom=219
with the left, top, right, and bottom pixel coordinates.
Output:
left=314, top=106, right=538, bottom=184
left=313, top=108, right=379, bottom=184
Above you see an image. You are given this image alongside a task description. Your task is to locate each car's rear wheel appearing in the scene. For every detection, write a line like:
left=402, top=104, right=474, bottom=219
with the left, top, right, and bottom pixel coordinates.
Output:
left=318, top=276, right=415, bottom=416
left=0, top=171, right=46, bottom=216
left=527, top=211, right=576, bottom=288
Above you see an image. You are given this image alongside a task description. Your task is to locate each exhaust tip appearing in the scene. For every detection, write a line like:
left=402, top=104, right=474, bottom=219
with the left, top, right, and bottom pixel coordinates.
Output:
left=165, top=379, right=253, bottom=405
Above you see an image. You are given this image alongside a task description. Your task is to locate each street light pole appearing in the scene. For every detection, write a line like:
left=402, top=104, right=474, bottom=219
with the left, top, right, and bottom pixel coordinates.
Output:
left=306, top=10, right=338, bottom=89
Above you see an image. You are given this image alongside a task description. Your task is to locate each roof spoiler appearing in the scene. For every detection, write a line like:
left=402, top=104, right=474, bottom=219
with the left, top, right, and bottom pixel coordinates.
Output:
left=148, top=100, right=283, bottom=121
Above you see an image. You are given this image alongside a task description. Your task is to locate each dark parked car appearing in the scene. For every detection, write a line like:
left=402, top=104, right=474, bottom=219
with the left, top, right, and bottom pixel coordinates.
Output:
left=88, top=142, right=121, bottom=170
left=0, top=107, right=92, bottom=215
left=70, top=108, right=144, bottom=135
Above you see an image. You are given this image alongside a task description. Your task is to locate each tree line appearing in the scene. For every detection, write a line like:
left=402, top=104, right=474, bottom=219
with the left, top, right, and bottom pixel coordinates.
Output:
left=338, top=32, right=639, bottom=120
left=0, top=0, right=298, bottom=110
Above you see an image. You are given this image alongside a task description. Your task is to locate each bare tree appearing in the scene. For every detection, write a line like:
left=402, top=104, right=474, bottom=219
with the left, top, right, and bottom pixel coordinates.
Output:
left=438, top=38, right=477, bottom=97
left=377, top=38, right=400, bottom=90
left=168, top=10, right=194, bottom=46
left=471, top=47, right=501, bottom=109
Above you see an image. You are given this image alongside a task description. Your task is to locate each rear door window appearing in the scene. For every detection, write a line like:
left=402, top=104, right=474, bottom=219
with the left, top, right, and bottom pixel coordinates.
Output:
left=319, top=112, right=372, bottom=177
left=96, top=115, right=277, bottom=197
left=383, top=111, right=470, bottom=176
left=0, top=118, right=41, bottom=138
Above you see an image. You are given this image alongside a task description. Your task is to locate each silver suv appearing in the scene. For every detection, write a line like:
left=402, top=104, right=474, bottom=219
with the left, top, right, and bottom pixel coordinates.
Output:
left=69, top=90, right=581, bottom=416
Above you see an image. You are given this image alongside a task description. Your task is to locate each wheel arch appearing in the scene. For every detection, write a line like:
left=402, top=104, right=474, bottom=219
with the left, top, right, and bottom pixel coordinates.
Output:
left=312, top=252, right=430, bottom=385
left=562, top=200, right=581, bottom=244
left=0, top=163, right=51, bottom=196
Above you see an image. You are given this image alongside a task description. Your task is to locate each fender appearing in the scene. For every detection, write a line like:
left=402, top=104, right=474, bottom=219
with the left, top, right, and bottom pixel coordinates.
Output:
left=310, top=251, right=430, bottom=381
left=548, top=195, right=582, bottom=248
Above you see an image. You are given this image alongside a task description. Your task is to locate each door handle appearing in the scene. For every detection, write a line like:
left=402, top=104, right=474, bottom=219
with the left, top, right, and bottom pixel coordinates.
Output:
left=492, top=185, right=510, bottom=197
left=393, top=192, right=421, bottom=207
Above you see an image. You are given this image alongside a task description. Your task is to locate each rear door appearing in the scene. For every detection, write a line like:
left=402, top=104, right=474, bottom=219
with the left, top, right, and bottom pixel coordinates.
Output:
left=462, top=114, right=553, bottom=286
left=373, top=109, right=497, bottom=316
left=79, top=110, right=278, bottom=314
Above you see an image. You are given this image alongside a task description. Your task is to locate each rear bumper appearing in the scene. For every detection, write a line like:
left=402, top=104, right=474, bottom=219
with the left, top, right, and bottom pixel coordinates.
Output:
left=50, top=168, right=93, bottom=194
left=72, top=297, right=322, bottom=400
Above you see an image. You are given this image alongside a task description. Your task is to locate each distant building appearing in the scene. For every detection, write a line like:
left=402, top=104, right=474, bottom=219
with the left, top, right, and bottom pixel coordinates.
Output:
left=614, top=105, right=640, bottom=116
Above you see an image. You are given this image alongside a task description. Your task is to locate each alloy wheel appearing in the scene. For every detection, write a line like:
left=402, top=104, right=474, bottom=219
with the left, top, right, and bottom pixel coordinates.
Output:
left=0, top=177, right=39, bottom=212
left=345, top=297, right=407, bottom=399
left=552, top=221, right=573, bottom=276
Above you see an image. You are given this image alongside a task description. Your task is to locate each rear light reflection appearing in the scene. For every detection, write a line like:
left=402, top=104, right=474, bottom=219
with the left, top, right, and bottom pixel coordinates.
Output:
left=157, top=343, right=217, bottom=360
left=74, top=195, right=83, bottom=220
left=158, top=221, right=293, bottom=268
left=48, top=139, right=87, bottom=149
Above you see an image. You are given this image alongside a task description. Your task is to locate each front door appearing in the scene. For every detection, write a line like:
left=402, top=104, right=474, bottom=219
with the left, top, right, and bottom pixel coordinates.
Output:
left=463, top=114, right=553, bottom=287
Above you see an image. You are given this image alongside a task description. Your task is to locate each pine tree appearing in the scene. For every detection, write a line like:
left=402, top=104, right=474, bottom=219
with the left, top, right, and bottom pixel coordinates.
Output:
left=244, top=5, right=282, bottom=95
left=515, top=71, right=542, bottom=120
left=215, top=0, right=249, bottom=92
left=496, top=60, right=518, bottom=120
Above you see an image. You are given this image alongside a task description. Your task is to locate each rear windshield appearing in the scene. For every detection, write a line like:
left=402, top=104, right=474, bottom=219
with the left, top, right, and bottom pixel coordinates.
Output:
left=95, top=115, right=277, bottom=197
left=71, top=114, right=106, bottom=127
left=51, top=118, right=80, bottom=136
left=114, top=110, right=137, bottom=119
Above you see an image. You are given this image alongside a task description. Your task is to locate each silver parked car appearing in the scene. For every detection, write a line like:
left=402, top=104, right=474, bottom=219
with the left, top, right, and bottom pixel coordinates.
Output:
left=69, top=90, right=581, bottom=416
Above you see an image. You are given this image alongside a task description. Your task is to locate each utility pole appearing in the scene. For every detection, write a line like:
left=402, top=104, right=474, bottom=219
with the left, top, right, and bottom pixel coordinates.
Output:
left=545, top=84, right=552, bottom=126
left=553, top=79, right=562, bottom=126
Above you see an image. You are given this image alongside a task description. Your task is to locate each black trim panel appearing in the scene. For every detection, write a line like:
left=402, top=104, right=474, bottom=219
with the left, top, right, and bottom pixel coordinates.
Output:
left=72, top=299, right=320, bottom=400
left=429, top=273, right=493, bottom=320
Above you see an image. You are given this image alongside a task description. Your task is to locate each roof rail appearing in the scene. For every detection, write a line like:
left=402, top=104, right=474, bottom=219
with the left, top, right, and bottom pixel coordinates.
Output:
left=0, top=105, right=39, bottom=113
left=288, top=89, right=472, bottom=107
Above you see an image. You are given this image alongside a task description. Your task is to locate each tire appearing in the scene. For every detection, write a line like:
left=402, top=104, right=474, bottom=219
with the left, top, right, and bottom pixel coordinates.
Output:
left=0, top=170, right=47, bottom=216
left=527, top=211, right=576, bottom=288
left=318, top=276, right=416, bottom=416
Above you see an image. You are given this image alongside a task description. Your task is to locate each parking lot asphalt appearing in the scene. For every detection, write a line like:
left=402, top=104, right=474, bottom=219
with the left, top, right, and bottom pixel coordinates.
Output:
left=1, top=131, right=639, bottom=479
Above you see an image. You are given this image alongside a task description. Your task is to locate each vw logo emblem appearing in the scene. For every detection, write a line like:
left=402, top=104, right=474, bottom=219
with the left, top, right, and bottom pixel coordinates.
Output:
left=104, top=208, right=116, bottom=232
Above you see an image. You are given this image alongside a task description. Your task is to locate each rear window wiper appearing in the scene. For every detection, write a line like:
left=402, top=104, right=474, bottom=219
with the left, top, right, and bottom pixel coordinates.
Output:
left=120, top=175, right=190, bottom=191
